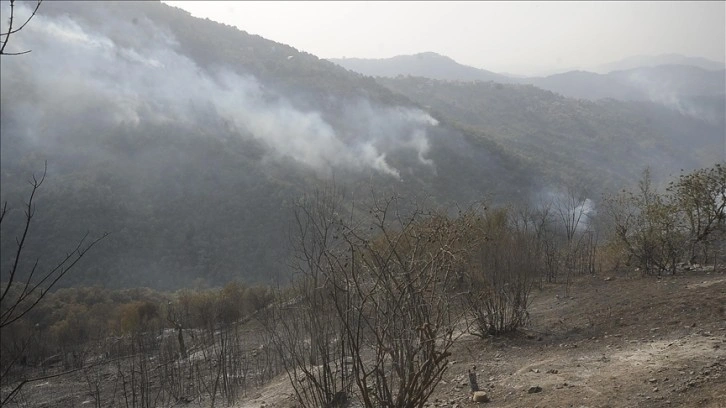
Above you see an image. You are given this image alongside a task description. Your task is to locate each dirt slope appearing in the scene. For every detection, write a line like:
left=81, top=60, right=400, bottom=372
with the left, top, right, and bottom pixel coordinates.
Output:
left=238, top=271, right=726, bottom=408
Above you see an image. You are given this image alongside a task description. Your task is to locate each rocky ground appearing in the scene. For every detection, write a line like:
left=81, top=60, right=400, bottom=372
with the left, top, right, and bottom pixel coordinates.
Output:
left=238, top=270, right=726, bottom=408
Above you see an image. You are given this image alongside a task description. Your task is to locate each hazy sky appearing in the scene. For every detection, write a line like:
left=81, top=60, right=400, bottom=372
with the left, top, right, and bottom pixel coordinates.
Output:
left=163, top=1, right=725, bottom=76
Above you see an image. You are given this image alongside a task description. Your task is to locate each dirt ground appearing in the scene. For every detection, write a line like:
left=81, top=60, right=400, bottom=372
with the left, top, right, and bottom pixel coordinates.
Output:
left=237, top=270, right=726, bottom=408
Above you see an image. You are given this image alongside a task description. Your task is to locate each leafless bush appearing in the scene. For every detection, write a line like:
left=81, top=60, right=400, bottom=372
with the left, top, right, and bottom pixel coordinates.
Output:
left=463, top=207, right=536, bottom=336
left=270, top=188, right=471, bottom=408
left=339, top=196, right=469, bottom=408
left=263, top=186, right=351, bottom=407
left=1, top=164, right=107, bottom=405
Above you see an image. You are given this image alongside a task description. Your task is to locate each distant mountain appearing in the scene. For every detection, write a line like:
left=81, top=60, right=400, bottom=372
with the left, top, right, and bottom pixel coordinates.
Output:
left=330, top=53, right=725, bottom=122
left=524, top=70, right=640, bottom=100
left=522, top=65, right=725, bottom=124
left=594, top=53, right=725, bottom=73
left=376, top=76, right=725, bottom=190
left=608, top=65, right=725, bottom=98
left=329, top=52, right=515, bottom=83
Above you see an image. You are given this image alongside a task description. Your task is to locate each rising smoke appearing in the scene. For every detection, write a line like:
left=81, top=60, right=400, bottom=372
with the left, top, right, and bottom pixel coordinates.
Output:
left=622, top=68, right=725, bottom=125
left=0, top=2, right=438, bottom=179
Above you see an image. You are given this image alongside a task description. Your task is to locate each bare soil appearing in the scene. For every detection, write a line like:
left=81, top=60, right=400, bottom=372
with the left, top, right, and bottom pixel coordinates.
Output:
left=237, top=270, right=726, bottom=408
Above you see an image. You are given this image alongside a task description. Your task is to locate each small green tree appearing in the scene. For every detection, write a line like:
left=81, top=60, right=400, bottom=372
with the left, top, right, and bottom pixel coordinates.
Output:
left=667, top=163, right=726, bottom=265
left=604, top=168, right=686, bottom=275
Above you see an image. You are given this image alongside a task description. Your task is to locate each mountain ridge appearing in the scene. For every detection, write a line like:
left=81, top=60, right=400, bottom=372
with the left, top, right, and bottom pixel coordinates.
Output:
left=330, top=52, right=726, bottom=117
left=594, top=53, right=725, bottom=73
left=330, top=52, right=515, bottom=83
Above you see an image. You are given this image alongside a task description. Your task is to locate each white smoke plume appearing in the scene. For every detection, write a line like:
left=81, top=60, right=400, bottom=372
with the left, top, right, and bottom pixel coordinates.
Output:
left=623, top=69, right=724, bottom=125
left=0, top=2, right=438, bottom=179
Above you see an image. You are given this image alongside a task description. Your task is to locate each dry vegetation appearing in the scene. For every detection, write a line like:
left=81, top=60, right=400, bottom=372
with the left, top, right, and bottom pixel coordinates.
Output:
left=2, top=164, right=725, bottom=408
left=3, top=268, right=723, bottom=408
left=241, top=270, right=726, bottom=408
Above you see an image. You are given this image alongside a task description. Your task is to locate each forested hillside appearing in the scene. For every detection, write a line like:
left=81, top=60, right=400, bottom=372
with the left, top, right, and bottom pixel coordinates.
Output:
left=333, top=53, right=725, bottom=127
left=1, top=1, right=722, bottom=290
left=0, top=1, right=533, bottom=289
left=376, top=76, right=725, bottom=190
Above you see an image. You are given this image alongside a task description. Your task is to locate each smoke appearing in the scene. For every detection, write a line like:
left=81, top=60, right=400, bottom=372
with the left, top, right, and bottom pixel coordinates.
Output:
left=534, top=187, right=597, bottom=232
left=0, top=2, right=438, bottom=179
left=623, top=69, right=724, bottom=125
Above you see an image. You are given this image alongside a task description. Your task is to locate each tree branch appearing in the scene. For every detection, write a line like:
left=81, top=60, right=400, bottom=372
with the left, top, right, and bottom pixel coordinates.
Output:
left=0, top=0, right=42, bottom=56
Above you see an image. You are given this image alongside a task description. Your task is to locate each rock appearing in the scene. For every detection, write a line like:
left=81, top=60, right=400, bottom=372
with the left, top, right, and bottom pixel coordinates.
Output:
left=472, top=391, right=490, bottom=403
left=528, top=386, right=542, bottom=394
left=546, top=369, right=559, bottom=374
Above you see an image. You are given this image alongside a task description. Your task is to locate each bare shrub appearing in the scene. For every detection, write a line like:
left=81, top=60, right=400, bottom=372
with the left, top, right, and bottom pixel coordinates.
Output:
left=269, top=188, right=471, bottom=408
left=464, top=207, right=536, bottom=336
left=337, top=195, right=471, bottom=408
left=263, top=186, right=351, bottom=407
left=1, top=164, right=106, bottom=405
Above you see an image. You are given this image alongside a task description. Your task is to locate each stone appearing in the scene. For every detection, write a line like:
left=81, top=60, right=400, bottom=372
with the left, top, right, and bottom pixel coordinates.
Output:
left=472, top=391, right=490, bottom=403
left=528, top=386, right=543, bottom=394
